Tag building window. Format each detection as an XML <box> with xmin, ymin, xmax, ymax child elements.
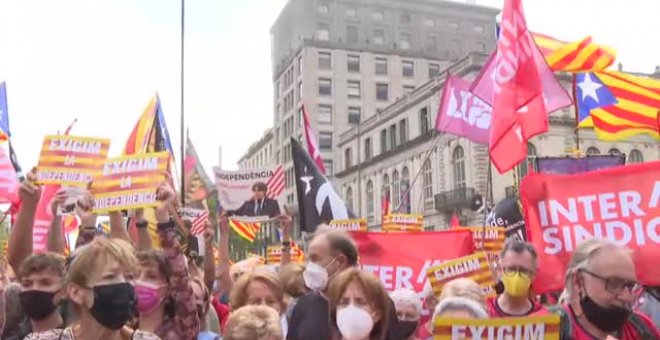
<box><xmin>392</xmin><ymin>170</ymin><xmax>400</xmax><ymax>210</ymax></box>
<box><xmin>629</xmin><ymin>149</ymin><xmax>644</xmax><ymax>163</ymax></box>
<box><xmin>473</xmin><ymin>24</ymin><xmax>484</xmax><ymax>35</ymax></box>
<box><xmin>346</xmin><ymin>187</ymin><xmax>354</xmax><ymax>213</ymax></box>
<box><xmin>364</xmin><ymin>137</ymin><xmax>372</xmax><ymax>160</ymax></box>
<box><xmin>348</xmin><ymin>106</ymin><xmax>361</xmax><ymax>124</ymax></box>
<box><xmin>517</xmin><ymin>143</ymin><xmax>537</xmax><ymax>182</ymax></box>
<box><xmin>347</xmin><ymin>25</ymin><xmax>359</xmax><ymax>43</ymax></box>
<box><xmin>297</xmin><ymin>55</ymin><xmax>303</xmax><ymax>76</ymax></box>
<box><xmin>324</xmin><ymin>160</ymin><xmax>333</xmax><ymax>177</ymax></box>
<box><xmin>403</xmin><ymin>85</ymin><xmax>415</xmax><ymax>94</ymax></box>
<box><xmin>375</xmin><ymin>57</ymin><xmax>388</xmax><ymax>75</ymax></box>
<box><xmin>476</xmin><ymin>42</ymin><xmax>486</xmax><ymax>52</ymax></box>
<box><xmin>586</xmin><ymin>147</ymin><xmax>600</xmax><ymax>156</ymax></box>
<box><xmin>318</xmin><ymin>78</ymin><xmax>332</xmax><ymax>96</ymax></box>
<box><xmin>401</xmin><ymin>167</ymin><xmax>410</xmax><ymax>213</ymax></box>
<box><xmin>318</xmin><ymin>104</ymin><xmax>332</xmax><ymax>123</ymax></box>
<box><xmin>426</xmin><ymin>35</ymin><xmax>437</xmax><ymax>53</ymax></box>
<box><xmin>376</xmin><ymin>83</ymin><xmax>389</xmax><ymax>101</ymax></box>
<box><xmin>346</xmin><ymin>8</ymin><xmax>357</xmax><ymax>17</ymax></box>
<box><xmin>319</xmin><ymin>132</ymin><xmax>333</xmax><ymax>150</ymax></box>
<box><xmin>317</xmin><ymin>24</ymin><xmax>330</xmax><ymax>41</ymax></box>
<box><xmin>296</xmin><ymin>82</ymin><xmax>303</xmax><ymax>102</ymax></box>
<box><xmin>429</xmin><ymin>63</ymin><xmax>440</xmax><ymax>78</ymax></box>
<box><xmin>347</xmin><ymin>80</ymin><xmax>361</xmax><ymax>99</ymax></box>
<box><xmin>609</xmin><ymin>148</ymin><xmax>622</xmax><ymax>156</ymax></box>
<box><xmin>318</xmin><ymin>3</ymin><xmax>329</xmax><ymax>14</ymax></box>
<box><xmin>399</xmin><ymin>119</ymin><xmax>408</xmax><ymax>143</ymax></box>
<box><xmin>424</xmin><ymin>18</ymin><xmax>435</xmax><ymax>26</ymax></box>
<box><xmin>344</xmin><ymin>148</ymin><xmax>353</xmax><ymax>169</ymax></box>
<box><xmin>373</xmin><ymin>28</ymin><xmax>385</xmax><ymax>45</ymax></box>
<box><xmin>400</xmin><ymin>32</ymin><xmax>412</xmax><ymax>50</ymax></box>
<box><xmin>452</xmin><ymin>146</ymin><xmax>466</xmax><ymax>189</ymax></box>
<box><xmin>347</xmin><ymin>54</ymin><xmax>360</xmax><ymax>72</ymax></box>
<box><xmin>400</xmin><ymin>13</ymin><xmax>411</xmax><ymax>24</ymax></box>
<box><xmin>382</xmin><ymin>174</ymin><xmax>390</xmax><ymax>200</ymax></box>
<box><xmin>422</xmin><ymin>159</ymin><xmax>433</xmax><ymax>200</ymax></box>
<box><xmin>389</xmin><ymin>124</ymin><xmax>397</xmax><ymax>149</ymax></box>
<box><xmin>380</xmin><ymin>129</ymin><xmax>388</xmax><ymax>153</ymax></box>
<box><xmin>366</xmin><ymin>181</ymin><xmax>374</xmax><ymax>222</ymax></box>
<box><xmin>372</xmin><ymin>11</ymin><xmax>384</xmax><ymax>21</ymax></box>
<box><xmin>420</xmin><ymin>107</ymin><xmax>430</xmax><ymax>134</ymax></box>
<box><xmin>318</xmin><ymin>51</ymin><xmax>332</xmax><ymax>70</ymax></box>
<box><xmin>402</xmin><ymin>60</ymin><xmax>414</xmax><ymax>77</ymax></box>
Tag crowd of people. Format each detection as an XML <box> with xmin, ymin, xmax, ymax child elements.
<box><xmin>0</xmin><ymin>168</ymin><xmax>658</xmax><ymax>340</ymax></box>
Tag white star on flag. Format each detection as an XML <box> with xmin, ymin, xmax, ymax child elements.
<box><xmin>578</xmin><ymin>74</ymin><xmax>603</xmax><ymax>101</ymax></box>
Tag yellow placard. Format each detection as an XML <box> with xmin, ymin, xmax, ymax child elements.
<box><xmin>427</xmin><ymin>252</ymin><xmax>496</xmax><ymax>297</ymax></box>
<box><xmin>457</xmin><ymin>226</ymin><xmax>506</xmax><ymax>263</ymax></box>
<box><xmin>433</xmin><ymin>315</ymin><xmax>560</xmax><ymax>340</ymax></box>
<box><xmin>91</xmin><ymin>152</ymin><xmax>169</xmax><ymax>213</ymax></box>
<box><xmin>36</xmin><ymin>135</ymin><xmax>111</xmax><ymax>187</ymax></box>
<box><xmin>266</xmin><ymin>244</ymin><xmax>304</xmax><ymax>264</ymax></box>
<box><xmin>382</xmin><ymin>213</ymin><xmax>424</xmax><ymax>232</ymax></box>
<box><xmin>329</xmin><ymin>219</ymin><xmax>368</xmax><ymax>232</ymax></box>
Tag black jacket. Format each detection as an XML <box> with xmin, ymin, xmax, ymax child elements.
<box><xmin>227</xmin><ymin>198</ymin><xmax>281</xmax><ymax>218</ymax></box>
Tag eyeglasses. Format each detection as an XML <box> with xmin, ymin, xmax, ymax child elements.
<box><xmin>581</xmin><ymin>269</ymin><xmax>641</xmax><ymax>295</ymax></box>
<box><xmin>501</xmin><ymin>266</ymin><xmax>534</xmax><ymax>277</ymax></box>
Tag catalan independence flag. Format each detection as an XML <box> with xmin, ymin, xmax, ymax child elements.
<box><xmin>229</xmin><ymin>219</ymin><xmax>262</xmax><ymax>243</ymax></box>
<box><xmin>532</xmin><ymin>33</ymin><xmax>616</xmax><ymax>72</ymax></box>
<box><xmin>575</xmin><ymin>71</ymin><xmax>660</xmax><ymax>140</ymax></box>
<box><xmin>0</xmin><ymin>82</ymin><xmax>10</xmax><ymax>141</ymax></box>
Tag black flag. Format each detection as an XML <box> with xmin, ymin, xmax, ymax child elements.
<box><xmin>485</xmin><ymin>196</ymin><xmax>525</xmax><ymax>242</ymax></box>
<box><xmin>8</xmin><ymin>140</ymin><xmax>23</xmax><ymax>181</ymax></box>
<box><xmin>292</xmin><ymin>138</ymin><xmax>350</xmax><ymax>233</ymax></box>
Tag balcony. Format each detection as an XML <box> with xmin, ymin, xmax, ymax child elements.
<box><xmin>434</xmin><ymin>187</ymin><xmax>477</xmax><ymax>212</ymax></box>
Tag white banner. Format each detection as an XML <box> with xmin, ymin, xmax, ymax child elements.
<box><xmin>213</xmin><ymin>166</ymin><xmax>283</xmax><ymax>211</ymax></box>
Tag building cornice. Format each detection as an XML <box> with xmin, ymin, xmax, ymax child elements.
<box><xmin>237</xmin><ymin>129</ymin><xmax>274</xmax><ymax>164</ymax></box>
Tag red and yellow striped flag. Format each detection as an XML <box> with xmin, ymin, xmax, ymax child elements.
<box><xmin>583</xmin><ymin>70</ymin><xmax>660</xmax><ymax>140</ymax></box>
<box><xmin>532</xmin><ymin>33</ymin><xmax>616</xmax><ymax>72</ymax></box>
<box><xmin>266</xmin><ymin>243</ymin><xmax>305</xmax><ymax>264</ymax></box>
<box><xmin>229</xmin><ymin>219</ymin><xmax>262</xmax><ymax>243</ymax></box>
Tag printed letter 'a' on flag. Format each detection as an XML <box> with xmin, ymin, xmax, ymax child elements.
<box><xmin>292</xmin><ymin>138</ymin><xmax>350</xmax><ymax>233</ymax></box>
<box><xmin>471</xmin><ymin>0</ymin><xmax>571</xmax><ymax>173</ymax></box>
<box><xmin>301</xmin><ymin>105</ymin><xmax>326</xmax><ymax>174</ymax></box>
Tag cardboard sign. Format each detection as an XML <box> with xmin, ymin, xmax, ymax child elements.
<box><xmin>91</xmin><ymin>152</ymin><xmax>169</xmax><ymax>213</ymax></box>
<box><xmin>36</xmin><ymin>135</ymin><xmax>111</xmax><ymax>186</ymax></box>
<box><xmin>456</xmin><ymin>226</ymin><xmax>506</xmax><ymax>263</ymax></box>
<box><xmin>433</xmin><ymin>315</ymin><xmax>560</xmax><ymax>340</ymax></box>
<box><xmin>427</xmin><ymin>252</ymin><xmax>496</xmax><ymax>298</ymax></box>
<box><xmin>213</xmin><ymin>166</ymin><xmax>284</xmax><ymax>210</ymax></box>
<box><xmin>329</xmin><ymin>219</ymin><xmax>367</xmax><ymax>232</ymax></box>
<box><xmin>520</xmin><ymin>161</ymin><xmax>660</xmax><ymax>292</ymax></box>
<box><xmin>351</xmin><ymin>230</ymin><xmax>474</xmax><ymax>291</ymax></box>
<box><xmin>382</xmin><ymin>214</ymin><xmax>424</xmax><ymax>232</ymax></box>
<box><xmin>267</xmin><ymin>244</ymin><xmax>304</xmax><ymax>264</ymax></box>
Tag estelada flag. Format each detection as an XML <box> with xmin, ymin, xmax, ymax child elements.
<box><xmin>520</xmin><ymin>161</ymin><xmax>660</xmax><ymax>292</ymax></box>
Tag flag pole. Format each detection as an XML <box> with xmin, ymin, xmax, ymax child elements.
<box><xmin>179</xmin><ymin>0</ymin><xmax>186</xmax><ymax>206</ymax></box>
<box><xmin>572</xmin><ymin>74</ymin><xmax>581</xmax><ymax>158</ymax></box>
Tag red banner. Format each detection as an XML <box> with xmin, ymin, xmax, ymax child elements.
<box><xmin>520</xmin><ymin>162</ymin><xmax>660</xmax><ymax>292</ymax></box>
<box><xmin>351</xmin><ymin>231</ymin><xmax>474</xmax><ymax>291</ymax></box>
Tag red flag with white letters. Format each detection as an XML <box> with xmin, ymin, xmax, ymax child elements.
<box><xmin>302</xmin><ymin>105</ymin><xmax>326</xmax><ymax>174</ymax></box>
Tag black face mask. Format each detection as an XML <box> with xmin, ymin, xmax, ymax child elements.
<box><xmin>397</xmin><ymin>320</ymin><xmax>419</xmax><ymax>339</ymax></box>
<box><xmin>580</xmin><ymin>294</ymin><xmax>631</xmax><ymax>333</ymax></box>
<box><xmin>19</xmin><ymin>290</ymin><xmax>59</xmax><ymax>320</ymax></box>
<box><xmin>89</xmin><ymin>283</ymin><xmax>136</xmax><ymax>330</ymax></box>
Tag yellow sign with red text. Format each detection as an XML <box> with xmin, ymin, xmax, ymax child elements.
<box><xmin>433</xmin><ymin>315</ymin><xmax>560</xmax><ymax>340</ymax></box>
<box><xmin>382</xmin><ymin>214</ymin><xmax>423</xmax><ymax>232</ymax></box>
<box><xmin>266</xmin><ymin>244</ymin><xmax>304</xmax><ymax>264</ymax></box>
<box><xmin>456</xmin><ymin>226</ymin><xmax>506</xmax><ymax>263</ymax></box>
<box><xmin>427</xmin><ymin>252</ymin><xmax>496</xmax><ymax>297</ymax></box>
<box><xmin>36</xmin><ymin>135</ymin><xmax>111</xmax><ymax>187</ymax></box>
<box><xmin>329</xmin><ymin>219</ymin><xmax>368</xmax><ymax>232</ymax></box>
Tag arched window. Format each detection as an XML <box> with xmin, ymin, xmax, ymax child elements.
<box><xmin>392</xmin><ymin>170</ymin><xmax>400</xmax><ymax>210</ymax></box>
<box><xmin>401</xmin><ymin>167</ymin><xmax>410</xmax><ymax>213</ymax></box>
<box><xmin>452</xmin><ymin>146</ymin><xmax>466</xmax><ymax>189</ymax></box>
<box><xmin>608</xmin><ymin>148</ymin><xmax>622</xmax><ymax>156</ymax></box>
<box><xmin>586</xmin><ymin>147</ymin><xmax>600</xmax><ymax>156</ymax></box>
<box><xmin>366</xmin><ymin>181</ymin><xmax>374</xmax><ymax>222</ymax></box>
<box><xmin>382</xmin><ymin>174</ymin><xmax>390</xmax><ymax>200</ymax></box>
<box><xmin>629</xmin><ymin>149</ymin><xmax>644</xmax><ymax>164</ymax></box>
<box><xmin>422</xmin><ymin>159</ymin><xmax>433</xmax><ymax>200</ymax></box>
<box><xmin>517</xmin><ymin>143</ymin><xmax>537</xmax><ymax>181</ymax></box>
<box><xmin>346</xmin><ymin>187</ymin><xmax>354</xmax><ymax>213</ymax></box>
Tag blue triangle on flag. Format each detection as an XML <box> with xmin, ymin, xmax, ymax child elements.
<box><xmin>575</xmin><ymin>73</ymin><xmax>618</xmax><ymax>123</ymax></box>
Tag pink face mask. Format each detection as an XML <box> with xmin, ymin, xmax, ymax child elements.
<box><xmin>134</xmin><ymin>280</ymin><xmax>164</xmax><ymax>314</ymax></box>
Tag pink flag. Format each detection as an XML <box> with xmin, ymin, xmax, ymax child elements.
<box><xmin>0</xmin><ymin>147</ymin><xmax>19</xmax><ymax>204</ymax></box>
<box><xmin>32</xmin><ymin>184</ymin><xmax>60</xmax><ymax>253</ymax></box>
<box><xmin>436</xmin><ymin>76</ymin><xmax>492</xmax><ymax>145</ymax></box>
<box><xmin>471</xmin><ymin>0</ymin><xmax>571</xmax><ymax>174</ymax></box>
<box><xmin>302</xmin><ymin>106</ymin><xmax>326</xmax><ymax>174</ymax></box>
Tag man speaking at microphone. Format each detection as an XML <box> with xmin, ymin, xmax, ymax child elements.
<box><xmin>226</xmin><ymin>182</ymin><xmax>281</xmax><ymax>218</ymax></box>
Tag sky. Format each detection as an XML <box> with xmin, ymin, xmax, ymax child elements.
<box><xmin>0</xmin><ymin>0</ymin><xmax>659</xmax><ymax>175</ymax></box>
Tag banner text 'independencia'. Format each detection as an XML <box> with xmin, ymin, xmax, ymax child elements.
<box><xmin>37</xmin><ymin>169</ymin><xmax>93</xmax><ymax>183</ymax></box>
<box><xmin>216</xmin><ymin>170</ymin><xmax>274</xmax><ymax>181</ymax></box>
<box><xmin>95</xmin><ymin>191</ymin><xmax>158</xmax><ymax>210</ymax></box>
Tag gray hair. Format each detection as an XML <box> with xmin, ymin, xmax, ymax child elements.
<box><xmin>433</xmin><ymin>297</ymin><xmax>488</xmax><ymax>319</ymax></box>
<box><xmin>390</xmin><ymin>289</ymin><xmax>423</xmax><ymax>314</ymax></box>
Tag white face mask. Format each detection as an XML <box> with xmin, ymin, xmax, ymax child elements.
<box><xmin>303</xmin><ymin>261</ymin><xmax>329</xmax><ymax>291</ymax></box>
<box><xmin>336</xmin><ymin>304</ymin><xmax>374</xmax><ymax>340</ymax></box>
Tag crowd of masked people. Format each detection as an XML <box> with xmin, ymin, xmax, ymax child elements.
<box><xmin>0</xmin><ymin>169</ymin><xmax>658</xmax><ymax>340</ymax></box>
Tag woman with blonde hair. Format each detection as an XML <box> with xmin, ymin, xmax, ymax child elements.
<box><xmin>327</xmin><ymin>268</ymin><xmax>391</xmax><ymax>340</ymax></box>
<box><xmin>439</xmin><ymin>278</ymin><xmax>486</xmax><ymax>309</ymax></box>
<box><xmin>224</xmin><ymin>305</ymin><xmax>283</xmax><ymax>340</ymax></box>
<box><xmin>26</xmin><ymin>237</ymin><xmax>160</xmax><ymax>340</ymax></box>
<box><xmin>230</xmin><ymin>270</ymin><xmax>288</xmax><ymax>336</ymax></box>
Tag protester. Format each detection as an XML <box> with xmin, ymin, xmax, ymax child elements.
<box><xmin>279</xmin><ymin>263</ymin><xmax>308</xmax><ymax>321</ymax></box>
<box><xmin>433</xmin><ymin>297</ymin><xmax>488</xmax><ymax>320</ymax></box>
<box><xmin>389</xmin><ymin>289</ymin><xmax>422</xmax><ymax>340</ymax></box>
<box><xmin>415</xmin><ymin>282</ymin><xmax>438</xmax><ymax>340</ymax></box>
<box><xmin>191</xmin><ymin>278</ymin><xmax>222</xmax><ymax>340</ymax></box>
<box><xmin>25</xmin><ymin>237</ymin><xmax>160</xmax><ymax>340</ymax></box>
<box><xmin>554</xmin><ymin>239</ymin><xmax>659</xmax><ymax>339</ymax></box>
<box><xmin>225</xmin><ymin>305</ymin><xmax>283</xmax><ymax>340</ymax></box>
<box><xmin>229</xmin><ymin>270</ymin><xmax>287</xmax><ymax>335</ymax></box>
<box><xmin>487</xmin><ymin>241</ymin><xmax>546</xmax><ymax>317</ymax></box>
<box><xmin>327</xmin><ymin>268</ymin><xmax>391</xmax><ymax>340</ymax></box>
<box><xmin>226</xmin><ymin>182</ymin><xmax>281</xmax><ymax>218</ymax></box>
<box><xmin>439</xmin><ymin>278</ymin><xmax>486</xmax><ymax>308</ymax></box>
